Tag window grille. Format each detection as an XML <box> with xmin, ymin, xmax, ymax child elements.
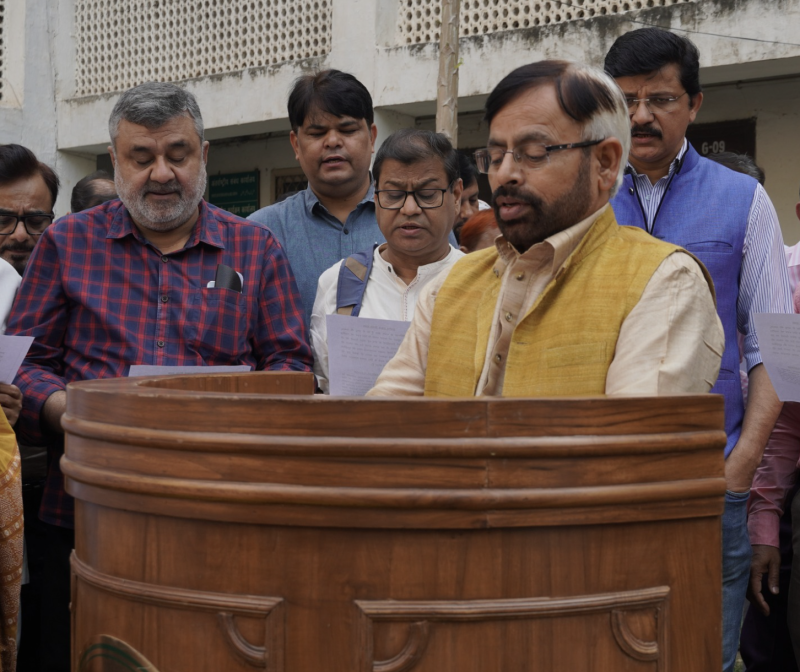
<box><xmin>397</xmin><ymin>0</ymin><xmax>695</xmax><ymax>44</ymax></box>
<box><xmin>74</xmin><ymin>0</ymin><xmax>332</xmax><ymax>97</ymax></box>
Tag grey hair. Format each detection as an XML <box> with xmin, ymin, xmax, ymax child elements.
<box><xmin>572</xmin><ymin>65</ymin><xmax>631</xmax><ymax>198</ymax></box>
<box><xmin>109</xmin><ymin>82</ymin><xmax>204</xmax><ymax>146</ymax></box>
<box><xmin>486</xmin><ymin>61</ymin><xmax>630</xmax><ymax>198</ymax></box>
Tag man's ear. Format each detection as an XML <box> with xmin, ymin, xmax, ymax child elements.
<box><xmin>795</xmin><ymin>202</ymin><xmax>800</xmax><ymax>222</ymax></box>
<box><xmin>289</xmin><ymin>131</ymin><xmax>300</xmax><ymax>161</ymax></box>
<box><xmin>595</xmin><ymin>138</ymin><xmax>624</xmax><ymax>193</ymax></box>
<box><xmin>108</xmin><ymin>146</ymin><xmax>116</xmax><ymax>170</ymax></box>
<box><xmin>688</xmin><ymin>91</ymin><xmax>704</xmax><ymax>124</ymax></box>
<box><xmin>369</xmin><ymin>123</ymin><xmax>378</xmax><ymax>153</ymax></box>
<box><xmin>202</xmin><ymin>141</ymin><xmax>210</xmax><ymax>164</ymax></box>
<box><xmin>452</xmin><ymin>177</ymin><xmax>463</xmax><ymax>206</ymax></box>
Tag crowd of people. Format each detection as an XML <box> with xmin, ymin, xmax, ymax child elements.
<box><xmin>0</xmin><ymin>23</ymin><xmax>796</xmax><ymax>672</ymax></box>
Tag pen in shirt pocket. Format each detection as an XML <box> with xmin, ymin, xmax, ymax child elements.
<box><xmin>206</xmin><ymin>264</ymin><xmax>243</xmax><ymax>292</ymax></box>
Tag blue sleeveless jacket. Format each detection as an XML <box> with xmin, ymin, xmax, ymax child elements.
<box><xmin>610</xmin><ymin>143</ymin><xmax>757</xmax><ymax>458</ymax></box>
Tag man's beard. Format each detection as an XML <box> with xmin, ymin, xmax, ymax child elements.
<box><xmin>115</xmin><ymin>168</ymin><xmax>207</xmax><ymax>232</ymax></box>
<box><xmin>0</xmin><ymin>242</ymin><xmax>33</xmax><ymax>276</ymax></box>
<box><xmin>491</xmin><ymin>156</ymin><xmax>593</xmax><ymax>254</ymax></box>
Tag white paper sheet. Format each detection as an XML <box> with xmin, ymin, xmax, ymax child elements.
<box><xmin>326</xmin><ymin>314</ymin><xmax>410</xmax><ymax>396</ymax></box>
<box><xmin>128</xmin><ymin>364</ymin><xmax>252</xmax><ymax>377</ymax></box>
<box><xmin>753</xmin><ymin>313</ymin><xmax>800</xmax><ymax>401</ymax></box>
<box><xmin>0</xmin><ymin>336</ymin><xmax>34</xmax><ymax>385</ymax></box>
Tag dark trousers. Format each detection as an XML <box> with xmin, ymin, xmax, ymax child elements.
<box><xmin>38</xmin><ymin>523</ymin><xmax>73</xmax><ymax>672</ymax></box>
<box><xmin>740</xmin><ymin>485</ymin><xmax>799</xmax><ymax>671</ymax></box>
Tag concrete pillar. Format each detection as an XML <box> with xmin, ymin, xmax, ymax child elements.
<box><xmin>372</xmin><ymin>108</ymin><xmax>417</xmax><ymax>158</ymax></box>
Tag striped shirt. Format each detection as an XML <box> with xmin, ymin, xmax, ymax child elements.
<box><xmin>785</xmin><ymin>242</ymin><xmax>800</xmax><ymax>310</ymax></box>
<box><xmin>626</xmin><ymin>139</ymin><xmax>791</xmax><ymax>371</ymax></box>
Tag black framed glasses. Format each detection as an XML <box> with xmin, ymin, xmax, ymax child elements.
<box><xmin>0</xmin><ymin>213</ymin><xmax>54</xmax><ymax>236</ymax></box>
<box><xmin>625</xmin><ymin>92</ymin><xmax>687</xmax><ymax>113</ymax></box>
<box><xmin>375</xmin><ymin>180</ymin><xmax>457</xmax><ymax>210</ymax></box>
<box><xmin>474</xmin><ymin>139</ymin><xmax>604</xmax><ymax>174</ymax></box>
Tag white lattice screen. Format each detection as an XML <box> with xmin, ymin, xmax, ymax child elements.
<box><xmin>75</xmin><ymin>0</ymin><xmax>332</xmax><ymax>97</ymax></box>
<box><xmin>397</xmin><ymin>0</ymin><xmax>695</xmax><ymax>44</ymax></box>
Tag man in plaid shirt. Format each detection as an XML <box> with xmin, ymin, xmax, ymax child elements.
<box><xmin>7</xmin><ymin>81</ymin><xmax>312</xmax><ymax>672</ymax></box>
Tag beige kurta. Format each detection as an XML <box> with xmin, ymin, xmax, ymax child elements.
<box><xmin>368</xmin><ymin>204</ymin><xmax>724</xmax><ymax>397</ymax></box>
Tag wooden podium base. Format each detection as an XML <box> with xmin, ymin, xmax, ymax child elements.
<box><xmin>64</xmin><ymin>372</ymin><xmax>726</xmax><ymax>671</ymax></box>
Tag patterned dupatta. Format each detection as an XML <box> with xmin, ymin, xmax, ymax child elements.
<box><xmin>0</xmin><ymin>412</ymin><xmax>22</xmax><ymax>671</ymax></box>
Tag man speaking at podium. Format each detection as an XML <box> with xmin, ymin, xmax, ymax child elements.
<box><xmin>369</xmin><ymin>61</ymin><xmax>724</xmax><ymax>398</ymax></box>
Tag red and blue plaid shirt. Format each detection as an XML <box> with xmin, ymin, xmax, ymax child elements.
<box><xmin>8</xmin><ymin>199</ymin><xmax>312</xmax><ymax>528</ymax></box>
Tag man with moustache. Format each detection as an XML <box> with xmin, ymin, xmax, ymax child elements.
<box><xmin>0</xmin><ymin>144</ymin><xmax>59</xmax><ymax>277</ymax></box>
<box><xmin>605</xmin><ymin>29</ymin><xmax>791</xmax><ymax>671</ymax></box>
<box><xmin>368</xmin><ymin>60</ymin><xmax>723</xmax><ymax>398</ymax></box>
<box><xmin>7</xmin><ymin>81</ymin><xmax>312</xmax><ymax>672</ymax></box>
<box><xmin>452</xmin><ymin>152</ymin><xmax>481</xmax><ymax>243</ymax></box>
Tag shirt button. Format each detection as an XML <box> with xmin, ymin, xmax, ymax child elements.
<box><xmin>504</xmin><ymin>312</ymin><xmax>513</xmax><ymax>322</ymax></box>
<box><xmin>161</xmin><ymin>256</ymin><xmax>169</xmax><ymax>263</ymax></box>
<box><xmin>161</xmin><ymin>295</ymin><xmax>169</xmax><ymax>303</ymax></box>
<box><xmin>343</xmin><ymin>228</ymin><xmax>349</xmax><ymax>235</ymax></box>
<box><xmin>494</xmin><ymin>353</ymin><xmax>502</xmax><ymax>363</ymax></box>
<box><xmin>516</xmin><ymin>272</ymin><xmax>525</xmax><ymax>281</ymax></box>
<box><xmin>157</xmin><ymin>340</ymin><xmax>165</xmax><ymax>348</ymax></box>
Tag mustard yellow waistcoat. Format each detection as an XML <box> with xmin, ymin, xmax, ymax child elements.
<box><xmin>424</xmin><ymin>208</ymin><xmax>711</xmax><ymax>397</ymax></box>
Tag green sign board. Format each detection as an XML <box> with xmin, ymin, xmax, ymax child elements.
<box><xmin>208</xmin><ymin>171</ymin><xmax>260</xmax><ymax>217</ymax></box>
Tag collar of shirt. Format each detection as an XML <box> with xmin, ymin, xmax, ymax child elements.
<box><xmin>491</xmin><ymin>204</ymin><xmax>608</xmax><ymax>279</ymax></box>
<box><xmin>105</xmin><ymin>199</ymin><xmax>225</xmax><ymax>251</ymax></box>
<box><xmin>626</xmin><ymin>138</ymin><xmax>689</xmax><ymax>183</ymax></box>
<box><xmin>303</xmin><ymin>174</ymin><xmax>376</xmax><ymax>218</ymax></box>
<box><xmin>375</xmin><ymin>243</ymin><xmax>463</xmax><ymax>287</ymax></box>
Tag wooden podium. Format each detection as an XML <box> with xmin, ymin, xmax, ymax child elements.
<box><xmin>63</xmin><ymin>372</ymin><xmax>726</xmax><ymax>671</ymax></box>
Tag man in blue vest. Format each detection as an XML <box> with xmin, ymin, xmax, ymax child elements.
<box><xmin>605</xmin><ymin>28</ymin><xmax>792</xmax><ymax>671</ymax></box>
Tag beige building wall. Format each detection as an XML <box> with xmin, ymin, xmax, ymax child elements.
<box><xmin>5</xmin><ymin>0</ymin><xmax>800</xmax><ymax>225</ymax></box>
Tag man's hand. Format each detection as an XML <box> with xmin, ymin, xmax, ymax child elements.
<box><xmin>42</xmin><ymin>390</ymin><xmax>67</xmax><ymax>435</ymax></box>
<box><xmin>726</xmin><ymin>364</ymin><xmax>783</xmax><ymax>492</ymax></box>
<box><xmin>725</xmin><ymin>442</ymin><xmax>760</xmax><ymax>493</ymax></box>
<box><xmin>748</xmin><ymin>544</ymin><xmax>781</xmax><ymax>616</ymax></box>
<box><xmin>0</xmin><ymin>384</ymin><xmax>22</xmax><ymax>427</ymax></box>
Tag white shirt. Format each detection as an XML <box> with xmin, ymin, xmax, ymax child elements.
<box><xmin>368</xmin><ymin>205</ymin><xmax>724</xmax><ymax>397</ymax></box>
<box><xmin>311</xmin><ymin>244</ymin><xmax>464</xmax><ymax>393</ymax></box>
<box><xmin>0</xmin><ymin>259</ymin><xmax>20</xmax><ymax>334</ymax></box>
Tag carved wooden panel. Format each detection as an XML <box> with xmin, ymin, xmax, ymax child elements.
<box><xmin>71</xmin><ymin>553</ymin><xmax>284</xmax><ymax>670</ymax></box>
<box><xmin>357</xmin><ymin>587</ymin><xmax>670</xmax><ymax>671</ymax></box>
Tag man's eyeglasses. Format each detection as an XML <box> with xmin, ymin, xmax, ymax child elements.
<box><xmin>625</xmin><ymin>92</ymin><xmax>687</xmax><ymax>114</ymax></box>
<box><xmin>375</xmin><ymin>180</ymin><xmax>456</xmax><ymax>210</ymax></box>
<box><xmin>0</xmin><ymin>213</ymin><xmax>54</xmax><ymax>236</ymax></box>
<box><xmin>474</xmin><ymin>139</ymin><xmax>604</xmax><ymax>174</ymax></box>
